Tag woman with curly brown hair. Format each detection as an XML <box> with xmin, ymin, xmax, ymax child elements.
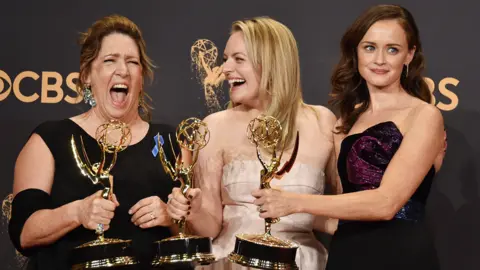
<box><xmin>8</xmin><ymin>15</ymin><xmax>179</xmax><ymax>269</ymax></box>
<box><xmin>252</xmin><ymin>5</ymin><xmax>445</xmax><ymax>269</ymax></box>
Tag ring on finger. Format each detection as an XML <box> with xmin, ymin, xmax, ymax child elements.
<box><xmin>95</xmin><ymin>223</ymin><xmax>104</xmax><ymax>235</ymax></box>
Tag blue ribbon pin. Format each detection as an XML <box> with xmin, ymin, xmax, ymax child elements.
<box><xmin>152</xmin><ymin>133</ymin><xmax>165</xmax><ymax>157</ymax></box>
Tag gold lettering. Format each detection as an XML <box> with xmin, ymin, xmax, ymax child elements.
<box><xmin>437</xmin><ymin>77</ymin><xmax>459</xmax><ymax>111</ymax></box>
<box><xmin>64</xmin><ymin>72</ymin><xmax>82</xmax><ymax>104</ymax></box>
<box><xmin>41</xmin><ymin>72</ymin><xmax>63</xmax><ymax>103</ymax></box>
<box><xmin>424</xmin><ymin>77</ymin><xmax>436</xmax><ymax>105</ymax></box>
<box><xmin>13</xmin><ymin>71</ymin><xmax>39</xmax><ymax>103</ymax></box>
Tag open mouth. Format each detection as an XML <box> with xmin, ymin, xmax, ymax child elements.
<box><xmin>228</xmin><ymin>78</ymin><xmax>246</xmax><ymax>88</ymax></box>
<box><xmin>110</xmin><ymin>83</ymin><xmax>129</xmax><ymax>106</ymax></box>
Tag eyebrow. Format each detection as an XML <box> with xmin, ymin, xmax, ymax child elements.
<box><xmin>224</xmin><ymin>52</ymin><xmax>247</xmax><ymax>58</ymax></box>
<box><xmin>103</xmin><ymin>53</ymin><xmax>139</xmax><ymax>59</ymax></box>
<box><xmin>360</xmin><ymin>41</ymin><xmax>403</xmax><ymax>47</ymax></box>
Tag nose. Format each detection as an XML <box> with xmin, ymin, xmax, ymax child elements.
<box><xmin>374</xmin><ymin>50</ymin><xmax>386</xmax><ymax>65</ymax></box>
<box><xmin>222</xmin><ymin>58</ymin><xmax>234</xmax><ymax>75</ymax></box>
<box><xmin>115</xmin><ymin>60</ymin><xmax>129</xmax><ymax>77</ymax></box>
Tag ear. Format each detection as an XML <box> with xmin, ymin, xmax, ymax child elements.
<box><xmin>405</xmin><ymin>45</ymin><xmax>416</xmax><ymax>65</ymax></box>
<box><xmin>80</xmin><ymin>69</ymin><xmax>91</xmax><ymax>87</ymax></box>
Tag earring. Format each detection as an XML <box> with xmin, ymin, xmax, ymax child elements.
<box><xmin>138</xmin><ymin>92</ymin><xmax>144</xmax><ymax>108</ymax></box>
<box><xmin>405</xmin><ymin>64</ymin><xmax>409</xmax><ymax>78</ymax></box>
<box><xmin>83</xmin><ymin>84</ymin><xmax>96</xmax><ymax>107</ymax></box>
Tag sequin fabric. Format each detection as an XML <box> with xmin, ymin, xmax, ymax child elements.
<box><xmin>346</xmin><ymin>122</ymin><xmax>402</xmax><ymax>189</ymax></box>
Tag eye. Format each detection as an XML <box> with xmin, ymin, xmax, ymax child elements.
<box><xmin>364</xmin><ymin>45</ymin><xmax>375</xmax><ymax>52</ymax></box>
<box><xmin>104</xmin><ymin>59</ymin><xmax>114</xmax><ymax>63</ymax></box>
<box><xmin>128</xmin><ymin>60</ymin><xmax>140</xmax><ymax>65</ymax></box>
<box><xmin>387</xmin><ymin>47</ymin><xmax>399</xmax><ymax>54</ymax></box>
<box><xmin>235</xmin><ymin>57</ymin><xmax>244</xmax><ymax>63</ymax></box>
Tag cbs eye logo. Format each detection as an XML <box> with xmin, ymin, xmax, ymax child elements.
<box><xmin>0</xmin><ymin>70</ymin><xmax>81</xmax><ymax>104</ymax></box>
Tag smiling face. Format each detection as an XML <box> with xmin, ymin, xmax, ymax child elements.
<box><xmin>357</xmin><ymin>19</ymin><xmax>415</xmax><ymax>90</ymax></box>
<box><xmin>86</xmin><ymin>32</ymin><xmax>143</xmax><ymax>120</ymax></box>
<box><xmin>222</xmin><ymin>31</ymin><xmax>262</xmax><ymax>107</ymax></box>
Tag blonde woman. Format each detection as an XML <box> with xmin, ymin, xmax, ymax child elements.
<box><xmin>167</xmin><ymin>17</ymin><xmax>337</xmax><ymax>269</ymax></box>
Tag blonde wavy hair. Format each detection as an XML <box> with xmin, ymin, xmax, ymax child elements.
<box><xmin>229</xmin><ymin>16</ymin><xmax>304</xmax><ymax>147</ymax></box>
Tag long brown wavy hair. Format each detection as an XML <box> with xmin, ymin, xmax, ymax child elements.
<box><xmin>329</xmin><ymin>5</ymin><xmax>431</xmax><ymax>134</ymax></box>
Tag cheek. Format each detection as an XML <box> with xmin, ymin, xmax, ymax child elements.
<box><xmin>357</xmin><ymin>52</ymin><xmax>372</xmax><ymax>66</ymax></box>
<box><xmin>131</xmin><ymin>67</ymin><xmax>144</xmax><ymax>86</ymax></box>
<box><xmin>92</xmin><ymin>66</ymin><xmax>114</xmax><ymax>85</ymax></box>
<box><xmin>393</xmin><ymin>58</ymin><xmax>405</xmax><ymax>70</ymax></box>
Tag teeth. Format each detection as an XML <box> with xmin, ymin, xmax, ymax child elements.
<box><xmin>112</xmin><ymin>83</ymin><xmax>128</xmax><ymax>89</ymax></box>
<box><xmin>228</xmin><ymin>79</ymin><xmax>245</xmax><ymax>85</ymax></box>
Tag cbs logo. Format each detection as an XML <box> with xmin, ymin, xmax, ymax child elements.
<box><xmin>0</xmin><ymin>70</ymin><xmax>81</xmax><ymax>104</ymax></box>
<box><xmin>0</xmin><ymin>70</ymin><xmax>460</xmax><ymax>110</ymax></box>
<box><xmin>425</xmin><ymin>77</ymin><xmax>459</xmax><ymax>111</ymax></box>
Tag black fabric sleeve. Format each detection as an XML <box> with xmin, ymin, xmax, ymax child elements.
<box><xmin>30</xmin><ymin>121</ymin><xmax>59</xmax><ymax>158</ymax></box>
<box><xmin>8</xmin><ymin>188</ymin><xmax>54</xmax><ymax>257</ymax></box>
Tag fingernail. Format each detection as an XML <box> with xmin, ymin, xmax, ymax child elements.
<box><xmin>128</xmin><ymin>210</ymin><xmax>132</xmax><ymax>215</ymax></box>
<box><xmin>187</xmin><ymin>212</ymin><xmax>190</xmax><ymax>215</ymax></box>
<box><xmin>188</xmin><ymin>206</ymin><xmax>191</xmax><ymax>210</ymax></box>
<box><xmin>189</xmin><ymin>195</ymin><xmax>193</xmax><ymax>199</ymax></box>
<box><xmin>187</xmin><ymin>201</ymin><xmax>191</xmax><ymax>205</ymax></box>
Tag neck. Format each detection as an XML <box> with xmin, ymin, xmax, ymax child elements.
<box><xmin>85</xmin><ymin>108</ymin><xmax>143</xmax><ymax>128</ymax></box>
<box><xmin>235</xmin><ymin>94</ymin><xmax>270</xmax><ymax>116</ymax></box>
<box><xmin>366</xmin><ymin>80</ymin><xmax>407</xmax><ymax>112</ymax></box>
<box><xmin>236</xmin><ymin>102</ymin><xmax>268</xmax><ymax>119</ymax></box>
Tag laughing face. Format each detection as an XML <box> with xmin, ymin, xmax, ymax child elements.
<box><xmin>222</xmin><ymin>31</ymin><xmax>262</xmax><ymax>107</ymax></box>
<box><xmin>86</xmin><ymin>32</ymin><xmax>143</xmax><ymax>120</ymax></box>
<box><xmin>357</xmin><ymin>19</ymin><xmax>415</xmax><ymax>90</ymax></box>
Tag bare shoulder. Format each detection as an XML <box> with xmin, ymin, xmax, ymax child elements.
<box><xmin>13</xmin><ymin>133</ymin><xmax>54</xmax><ymax>195</ymax></box>
<box><xmin>202</xmin><ymin>109</ymin><xmax>237</xmax><ymax>127</ymax></box>
<box><xmin>201</xmin><ymin>109</ymin><xmax>239</xmax><ymax>148</ymax></box>
<box><xmin>305</xmin><ymin>104</ymin><xmax>337</xmax><ymax>135</ymax></box>
<box><xmin>408</xmin><ymin>101</ymin><xmax>444</xmax><ymax>133</ymax></box>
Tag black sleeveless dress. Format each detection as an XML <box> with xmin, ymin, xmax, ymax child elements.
<box><xmin>26</xmin><ymin>119</ymin><xmax>179</xmax><ymax>270</ymax></box>
<box><xmin>326</xmin><ymin>121</ymin><xmax>440</xmax><ymax>270</ymax></box>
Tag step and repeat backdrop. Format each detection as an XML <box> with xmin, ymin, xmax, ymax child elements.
<box><xmin>0</xmin><ymin>1</ymin><xmax>477</xmax><ymax>269</ymax></box>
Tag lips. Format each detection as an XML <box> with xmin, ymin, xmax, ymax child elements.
<box><xmin>370</xmin><ymin>68</ymin><xmax>389</xmax><ymax>75</ymax></box>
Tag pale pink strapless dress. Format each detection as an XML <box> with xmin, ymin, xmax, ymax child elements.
<box><xmin>197</xmin><ymin>160</ymin><xmax>327</xmax><ymax>270</ymax></box>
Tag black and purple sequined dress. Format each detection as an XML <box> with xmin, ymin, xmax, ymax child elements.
<box><xmin>326</xmin><ymin>121</ymin><xmax>440</xmax><ymax>270</ymax></box>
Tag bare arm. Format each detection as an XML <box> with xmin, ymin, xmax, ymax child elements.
<box><xmin>167</xmin><ymin>113</ymin><xmax>224</xmax><ymax>238</ymax></box>
<box><xmin>296</xmin><ymin>105</ymin><xmax>444</xmax><ymax>220</ymax></box>
<box><xmin>254</xmin><ymin>105</ymin><xmax>445</xmax><ymax>221</ymax></box>
<box><xmin>311</xmin><ymin>106</ymin><xmax>340</xmax><ymax>234</ymax></box>
<box><xmin>13</xmin><ymin>134</ymin><xmax>116</xmax><ymax>249</ymax></box>
<box><xmin>13</xmin><ymin>134</ymin><xmax>81</xmax><ymax>249</ymax></box>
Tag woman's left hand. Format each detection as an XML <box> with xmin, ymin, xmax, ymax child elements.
<box><xmin>129</xmin><ymin>196</ymin><xmax>171</xmax><ymax>228</ymax></box>
<box><xmin>252</xmin><ymin>189</ymin><xmax>299</xmax><ymax>219</ymax></box>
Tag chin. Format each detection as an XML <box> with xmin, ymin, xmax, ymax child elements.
<box><xmin>229</xmin><ymin>92</ymin><xmax>244</xmax><ymax>105</ymax></box>
<box><xmin>365</xmin><ymin>78</ymin><xmax>394</xmax><ymax>89</ymax></box>
<box><xmin>106</xmin><ymin>105</ymin><xmax>131</xmax><ymax>120</ymax></box>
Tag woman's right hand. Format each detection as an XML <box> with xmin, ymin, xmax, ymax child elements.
<box><xmin>76</xmin><ymin>190</ymin><xmax>119</xmax><ymax>232</ymax></box>
<box><xmin>166</xmin><ymin>187</ymin><xmax>202</xmax><ymax>221</ymax></box>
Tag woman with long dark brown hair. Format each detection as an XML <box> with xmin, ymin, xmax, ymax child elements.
<box><xmin>251</xmin><ymin>5</ymin><xmax>445</xmax><ymax>269</ymax></box>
